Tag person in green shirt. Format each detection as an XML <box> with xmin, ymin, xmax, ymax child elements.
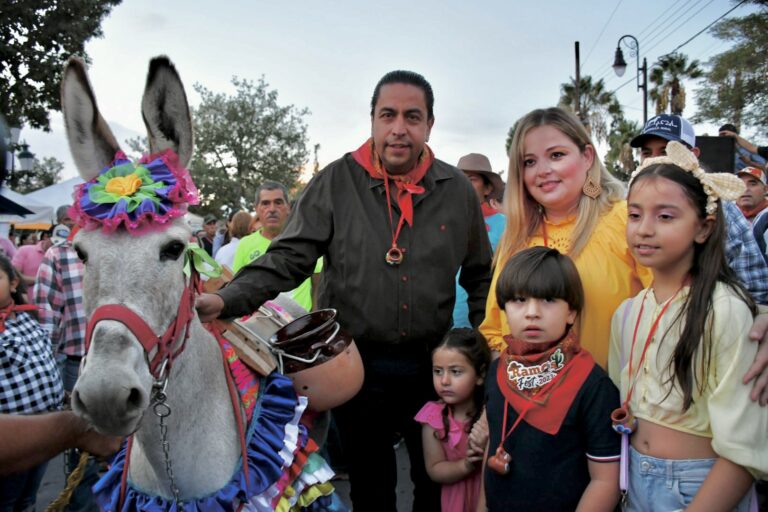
<box><xmin>233</xmin><ymin>181</ymin><xmax>321</xmax><ymax>311</ymax></box>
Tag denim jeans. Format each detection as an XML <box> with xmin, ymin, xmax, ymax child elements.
<box><xmin>627</xmin><ymin>446</ymin><xmax>754</xmax><ymax>511</ymax></box>
<box><xmin>0</xmin><ymin>462</ymin><xmax>47</xmax><ymax>512</ymax></box>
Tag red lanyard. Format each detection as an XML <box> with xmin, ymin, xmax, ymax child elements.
<box><xmin>624</xmin><ymin>286</ymin><xmax>682</xmax><ymax>407</ymax></box>
<box><xmin>382</xmin><ymin>174</ymin><xmax>406</xmax><ymax>259</ymax></box>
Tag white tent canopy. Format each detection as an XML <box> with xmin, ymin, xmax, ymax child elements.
<box><xmin>0</xmin><ymin>188</ymin><xmax>54</xmax><ymax>224</ymax></box>
<box><xmin>24</xmin><ymin>177</ymin><xmax>84</xmax><ymax>219</ymax></box>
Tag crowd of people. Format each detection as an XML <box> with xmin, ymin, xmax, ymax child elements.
<box><xmin>2</xmin><ymin>69</ymin><xmax>768</xmax><ymax>512</ymax></box>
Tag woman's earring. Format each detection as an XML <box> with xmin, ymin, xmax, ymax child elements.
<box><xmin>582</xmin><ymin>174</ymin><xmax>602</xmax><ymax>198</ymax></box>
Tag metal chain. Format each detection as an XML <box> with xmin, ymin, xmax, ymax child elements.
<box><xmin>153</xmin><ymin>391</ymin><xmax>182</xmax><ymax>504</ymax></box>
<box><xmin>151</xmin><ymin>361</ymin><xmax>182</xmax><ymax>505</ymax></box>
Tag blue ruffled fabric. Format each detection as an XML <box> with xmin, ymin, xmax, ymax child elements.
<box><xmin>93</xmin><ymin>372</ymin><xmax>328</xmax><ymax>511</ymax></box>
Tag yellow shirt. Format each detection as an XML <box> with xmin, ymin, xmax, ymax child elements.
<box><xmin>609</xmin><ymin>284</ymin><xmax>768</xmax><ymax>479</ymax></box>
<box><xmin>480</xmin><ymin>201</ymin><xmax>652</xmax><ymax>368</ymax></box>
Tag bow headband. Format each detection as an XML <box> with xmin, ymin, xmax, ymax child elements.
<box><xmin>629</xmin><ymin>141</ymin><xmax>745</xmax><ymax>215</ymax></box>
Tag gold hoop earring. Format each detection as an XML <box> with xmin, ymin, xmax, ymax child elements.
<box><xmin>582</xmin><ymin>174</ymin><xmax>602</xmax><ymax>199</ymax></box>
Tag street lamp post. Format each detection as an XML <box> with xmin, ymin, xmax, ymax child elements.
<box><xmin>3</xmin><ymin>125</ymin><xmax>36</xmax><ymax>187</ymax></box>
<box><xmin>613</xmin><ymin>34</ymin><xmax>648</xmax><ymax>124</ymax></box>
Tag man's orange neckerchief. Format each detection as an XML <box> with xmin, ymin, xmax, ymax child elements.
<box><xmin>352</xmin><ymin>138</ymin><xmax>434</xmax><ymax>265</ymax></box>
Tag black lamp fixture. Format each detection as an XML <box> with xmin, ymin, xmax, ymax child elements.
<box><xmin>3</xmin><ymin>124</ymin><xmax>36</xmax><ymax>183</ymax></box>
<box><xmin>612</xmin><ymin>34</ymin><xmax>648</xmax><ymax>124</ymax></box>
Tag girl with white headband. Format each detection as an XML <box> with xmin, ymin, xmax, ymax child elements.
<box><xmin>609</xmin><ymin>141</ymin><xmax>767</xmax><ymax>511</ymax></box>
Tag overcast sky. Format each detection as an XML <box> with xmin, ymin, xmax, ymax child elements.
<box><xmin>18</xmin><ymin>0</ymin><xmax>756</xmax><ymax>183</ymax></box>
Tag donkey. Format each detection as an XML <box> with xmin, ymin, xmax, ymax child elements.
<box><xmin>63</xmin><ymin>57</ymin><xmax>331</xmax><ymax>509</ymax></box>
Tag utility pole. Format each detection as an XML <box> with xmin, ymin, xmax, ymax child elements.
<box><xmin>574</xmin><ymin>42</ymin><xmax>585</xmax><ymax>126</ymax></box>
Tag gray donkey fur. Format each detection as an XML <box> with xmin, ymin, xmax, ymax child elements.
<box><xmin>63</xmin><ymin>56</ymin><xmax>242</xmax><ymax>499</ymax></box>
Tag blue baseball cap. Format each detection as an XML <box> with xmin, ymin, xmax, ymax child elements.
<box><xmin>630</xmin><ymin>114</ymin><xmax>696</xmax><ymax>149</ymax></box>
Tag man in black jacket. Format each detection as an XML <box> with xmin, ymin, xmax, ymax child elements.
<box><xmin>197</xmin><ymin>70</ymin><xmax>491</xmax><ymax>511</ymax></box>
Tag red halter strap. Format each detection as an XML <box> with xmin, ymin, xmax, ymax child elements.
<box><xmin>84</xmin><ymin>275</ymin><xmax>197</xmax><ymax>378</ymax></box>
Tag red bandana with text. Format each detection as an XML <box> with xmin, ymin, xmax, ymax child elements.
<box><xmin>497</xmin><ymin>331</ymin><xmax>594</xmax><ymax>435</ymax></box>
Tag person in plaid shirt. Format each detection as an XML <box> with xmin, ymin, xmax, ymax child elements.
<box><xmin>0</xmin><ymin>253</ymin><xmax>63</xmax><ymax>510</ymax></box>
<box><xmin>33</xmin><ymin>224</ymin><xmax>100</xmax><ymax>511</ymax></box>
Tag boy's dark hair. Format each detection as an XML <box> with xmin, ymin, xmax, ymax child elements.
<box><xmin>433</xmin><ymin>328</ymin><xmax>491</xmax><ymax>437</ymax></box>
<box><xmin>495</xmin><ymin>246</ymin><xmax>584</xmax><ymax>314</ymax></box>
<box><xmin>0</xmin><ymin>254</ymin><xmax>27</xmax><ymax>305</ymax></box>
<box><xmin>629</xmin><ymin>164</ymin><xmax>757</xmax><ymax>410</ymax></box>
<box><xmin>370</xmin><ymin>70</ymin><xmax>434</xmax><ymax>120</ymax></box>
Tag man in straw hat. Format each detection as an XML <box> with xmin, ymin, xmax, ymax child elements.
<box><xmin>453</xmin><ymin>153</ymin><xmax>506</xmax><ymax>328</ymax></box>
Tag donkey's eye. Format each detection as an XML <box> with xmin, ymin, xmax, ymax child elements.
<box><xmin>160</xmin><ymin>241</ymin><xmax>186</xmax><ymax>261</ymax></box>
<box><xmin>74</xmin><ymin>245</ymin><xmax>88</xmax><ymax>263</ymax></box>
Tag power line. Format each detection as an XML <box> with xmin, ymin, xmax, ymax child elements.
<box><xmin>643</xmin><ymin>0</ymin><xmax>718</xmax><ymax>56</ymax></box>
<box><xmin>586</xmin><ymin>0</ymin><xmax>686</xmax><ymax>79</ymax></box>
<box><xmin>581</xmin><ymin>0</ymin><xmax>625</xmax><ymax>70</ymax></box>
<box><xmin>659</xmin><ymin>0</ymin><xmax>748</xmax><ymax>58</ymax></box>
<box><xmin>591</xmin><ymin>0</ymin><xmax>700</xmax><ymax>82</ymax></box>
<box><xmin>603</xmin><ymin>0</ymin><xmax>739</xmax><ymax>91</ymax></box>
<box><xmin>641</xmin><ymin>0</ymin><xmax>702</xmax><ymax>50</ymax></box>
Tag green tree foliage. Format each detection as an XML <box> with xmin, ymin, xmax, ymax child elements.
<box><xmin>693</xmin><ymin>4</ymin><xmax>768</xmax><ymax>130</ymax></box>
<box><xmin>1</xmin><ymin>0</ymin><xmax>122</xmax><ymax>130</ymax></box>
<box><xmin>649</xmin><ymin>53</ymin><xmax>703</xmax><ymax>116</ymax></box>
<box><xmin>8</xmin><ymin>156</ymin><xmax>63</xmax><ymax>193</ymax></box>
<box><xmin>559</xmin><ymin>76</ymin><xmax>623</xmax><ymax>146</ymax></box>
<box><xmin>604</xmin><ymin>118</ymin><xmax>641</xmax><ymax>182</ymax></box>
<box><xmin>189</xmin><ymin>77</ymin><xmax>310</xmax><ymax>216</ymax></box>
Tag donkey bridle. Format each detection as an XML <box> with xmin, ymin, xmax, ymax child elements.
<box><xmin>84</xmin><ymin>277</ymin><xmax>196</xmax><ymax>380</ymax></box>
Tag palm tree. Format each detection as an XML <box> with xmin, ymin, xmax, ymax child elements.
<box><xmin>559</xmin><ymin>76</ymin><xmax>623</xmax><ymax>146</ymax></box>
<box><xmin>604</xmin><ymin>118</ymin><xmax>642</xmax><ymax>182</ymax></box>
<box><xmin>649</xmin><ymin>53</ymin><xmax>703</xmax><ymax>115</ymax></box>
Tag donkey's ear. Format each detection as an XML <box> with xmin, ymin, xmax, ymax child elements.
<box><xmin>61</xmin><ymin>56</ymin><xmax>121</xmax><ymax>181</ymax></box>
<box><xmin>141</xmin><ymin>57</ymin><xmax>193</xmax><ymax>167</ymax></box>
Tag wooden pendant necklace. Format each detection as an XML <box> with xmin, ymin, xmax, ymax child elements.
<box><xmin>382</xmin><ymin>171</ymin><xmax>405</xmax><ymax>266</ymax></box>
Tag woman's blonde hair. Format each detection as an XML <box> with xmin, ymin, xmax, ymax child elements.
<box><xmin>495</xmin><ymin>107</ymin><xmax>625</xmax><ymax>266</ymax></box>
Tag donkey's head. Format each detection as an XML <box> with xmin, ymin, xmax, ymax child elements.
<box><xmin>64</xmin><ymin>56</ymin><xmax>196</xmax><ymax>436</ymax></box>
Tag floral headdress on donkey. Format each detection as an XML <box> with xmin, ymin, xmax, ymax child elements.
<box><xmin>70</xmin><ymin>149</ymin><xmax>199</xmax><ymax>234</ymax></box>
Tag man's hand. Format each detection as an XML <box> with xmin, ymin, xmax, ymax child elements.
<box><xmin>195</xmin><ymin>293</ymin><xmax>225</xmax><ymax>322</ymax></box>
<box><xmin>745</xmin><ymin>313</ymin><xmax>768</xmax><ymax>405</ymax></box>
<box><xmin>719</xmin><ymin>130</ymin><xmax>738</xmax><ymax>139</ymax></box>
<box><xmin>75</xmin><ymin>418</ymin><xmax>123</xmax><ymax>458</ymax></box>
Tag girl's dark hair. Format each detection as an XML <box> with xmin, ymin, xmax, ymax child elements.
<box><xmin>629</xmin><ymin>164</ymin><xmax>757</xmax><ymax>410</ymax></box>
<box><xmin>495</xmin><ymin>246</ymin><xmax>584</xmax><ymax>314</ymax></box>
<box><xmin>0</xmin><ymin>254</ymin><xmax>26</xmax><ymax>305</ymax></box>
<box><xmin>433</xmin><ymin>328</ymin><xmax>491</xmax><ymax>438</ymax></box>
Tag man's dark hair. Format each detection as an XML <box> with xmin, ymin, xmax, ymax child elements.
<box><xmin>719</xmin><ymin>123</ymin><xmax>738</xmax><ymax>134</ymax></box>
<box><xmin>370</xmin><ymin>70</ymin><xmax>434</xmax><ymax>120</ymax></box>
<box><xmin>255</xmin><ymin>181</ymin><xmax>289</xmax><ymax>204</ymax></box>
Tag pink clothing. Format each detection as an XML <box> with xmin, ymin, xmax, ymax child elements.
<box><xmin>0</xmin><ymin>237</ymin><xmax>16</xmax><ymax>259</ymax></box>
<box><xmin>415</xmin><ymin>401</ymin><xmax>481</xmax><ymax>512</ymax></box>
<box><xmin>12</xmin><ymin>242</ymin><xmax>46</xmax><ymax>278</ymax></box>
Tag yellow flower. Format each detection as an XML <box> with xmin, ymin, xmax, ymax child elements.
<box><xmin>105</xmin><ymin>173</ymin><xmax>142</xmax><ymax>196</ymax></box>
